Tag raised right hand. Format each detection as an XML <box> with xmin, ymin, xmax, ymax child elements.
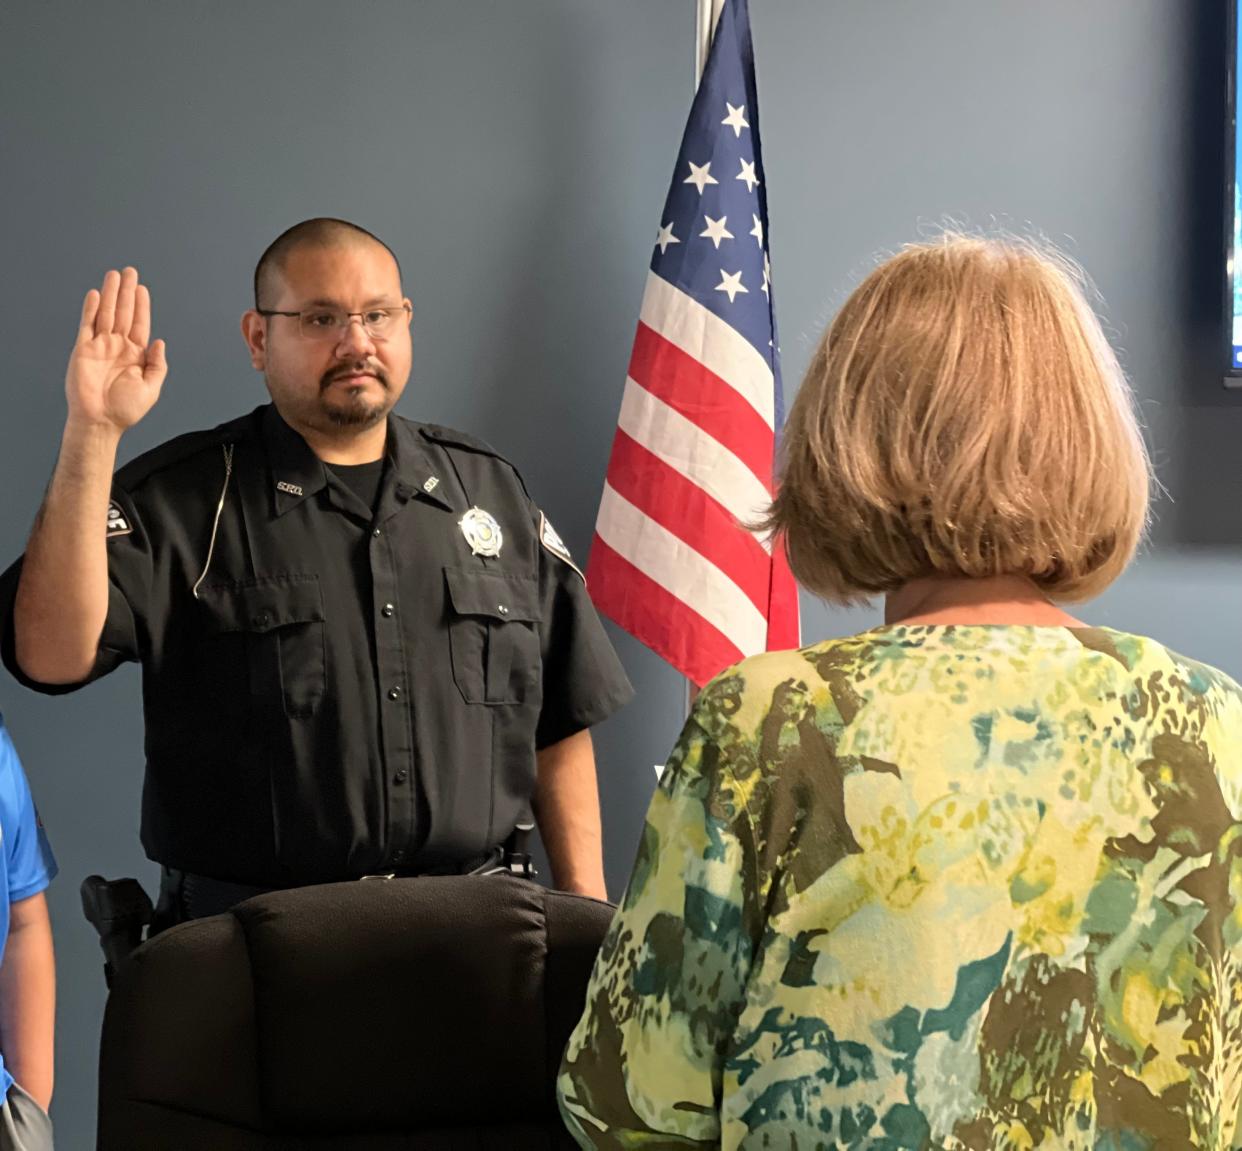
<box><xmin>66</xmin><ymin>267</ymin><xmax>168</xmax><ymax>433</ymax></box>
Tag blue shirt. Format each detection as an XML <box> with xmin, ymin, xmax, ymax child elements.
<box><xmin>0</xmin><ymin>718</ymin><xmax>56</xmax><ymax>1097</ymax></box>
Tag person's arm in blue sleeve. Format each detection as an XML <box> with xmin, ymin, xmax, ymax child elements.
<box><xmin>0</xmin><ymin>724</ymin><xmax>57</xmax><ymax>1111</ymax></box>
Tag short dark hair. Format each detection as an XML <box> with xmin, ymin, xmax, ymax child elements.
<box><xmin>253</xmin><ymin>217</ymin><xmax>402</xmax><ymax>308</ymax></box>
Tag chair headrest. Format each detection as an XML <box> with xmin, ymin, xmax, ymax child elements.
<box><xmin>108</xmin><ymin>877</ymin><xmax>615</xmax><ymax>1136</ymax></box>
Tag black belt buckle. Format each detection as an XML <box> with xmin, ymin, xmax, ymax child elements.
<box><xmin>502</xmin><ymin>821</ymin><xmax>537</xmax><ymax>880</ymax></box>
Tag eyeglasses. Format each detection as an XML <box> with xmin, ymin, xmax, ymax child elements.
<box><xmin>256</xmin><ymin>302</ymin><xmax>412</xmax><ymax>341</ymax></box>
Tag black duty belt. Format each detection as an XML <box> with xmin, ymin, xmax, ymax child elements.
<box><xmin>83</xmin><ymin>821</ymin><xmax>538</xmax><ymax>984</ymax></box>
<box><xmin>161</xmin><ymin>847</ymin><xmax>506</xmax><ymax>924</ymax></box>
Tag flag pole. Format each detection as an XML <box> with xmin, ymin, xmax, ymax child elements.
<box><xmin>696</xmin><ymin>0</ymin><xmax>725</xmax><ymax>85</ymax></box>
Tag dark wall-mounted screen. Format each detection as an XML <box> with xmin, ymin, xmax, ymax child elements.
<box><xmin>1229</xmin><ymin>0</ymin><xmax>1242</xmax><ymax>378</ymax></box>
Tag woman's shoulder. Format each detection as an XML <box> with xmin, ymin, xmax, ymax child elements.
<box><xmin>685</xmin><ymin>634</ymin><xmax>901</xmax><ymax>775</ymax></box>
<box><xmin>689</xmin><ymin>625</ymin><xmax>1242</xmax><ymax>751</ymax></box>
<box><xmin>690</xmin><ymin>638</ymin><xmax>870</xmax><ymax>739</ymax></box>
<box><xmin>1086</xmin><ymin>627</ymin><xmax>1242</xmax><ymax>703</ymax></box>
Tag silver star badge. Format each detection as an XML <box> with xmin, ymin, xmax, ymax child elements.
<box><xmin>459</xmin><ymin>507</ymin><xmax>503</xmax><ymax>557</ymax></box>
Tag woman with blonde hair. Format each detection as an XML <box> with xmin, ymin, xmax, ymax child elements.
<box><xmin>558</xmin><ymin>234</ymin><xmax>1242</xmax><ymax>1148</ymax></box>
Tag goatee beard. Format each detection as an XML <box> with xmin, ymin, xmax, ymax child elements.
<box><xmin>324</xmin><ymin>402</ymin><xmax>387</xmax><ymax>428</ymax></box>
<box><xmin>320</xmin><ymin>363</ymin><xmax>390</xmax><ymax>427</ymax></box>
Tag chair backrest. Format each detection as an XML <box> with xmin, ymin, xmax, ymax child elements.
<box><xmin>97</xmin><ymin>876</ymin><xmax>615</xmax><ymax>1149</ymax></box>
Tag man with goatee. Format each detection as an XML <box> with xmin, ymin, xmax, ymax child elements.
<box><xmin>1</xmin><ymin>218</ymin><xmax>632</xmax><ymax>925</ymax></box>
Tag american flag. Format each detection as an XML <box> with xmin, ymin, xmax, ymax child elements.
<box><xmin>586</xmin><ymin>0</ymin><xmax>800</xmax><ymax>689</ymax></box>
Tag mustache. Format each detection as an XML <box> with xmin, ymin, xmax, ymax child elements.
<box><xmin>320</xmin><ymin>363</ymin><xmax>390</xmax><ymax>391</ymax></box>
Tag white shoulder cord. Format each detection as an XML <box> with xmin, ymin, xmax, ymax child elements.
<box><xmin>191</xmin><ymin>443</ymin><xmax>235</xmax><ymax>600</ymax></box>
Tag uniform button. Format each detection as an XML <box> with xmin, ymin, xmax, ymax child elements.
<box><xmin>253</xmin><ymin>612</ymin><xmax>271</xmax><ymax>628</ymax></box>
<box><xmin>381</xmin><ymin>603</ymin><xmax>394</xmax><ymax>617</ymax></box>
<box><xmin>392</xmin><ymin>849</ymin><xmax>406</xmax><ymax>863</ymax></box>
<box><xmin>388</xmin><ymin>686</ymin><xmax>402</xmax><ymax>700</ymax></box>
<box><xmin>498</xmin><ymin>604</ymin><xmax>509</xmax><ymax>615</ymax></box>
<box><xmin>393</xmin><ymin>769</ymin><xmax>408</xmax><ymax>784</ymax></box>
<box><xmin>372</xmin><ymin>528</ymin><xmax>383</xmax><ymax>537</ymax></box>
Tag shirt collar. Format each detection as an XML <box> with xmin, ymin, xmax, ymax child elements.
<box><xmin>263</xmin><ymin>405</ymin><xmax>453</xmax><ymax>516</ymax></box>
<box><xmin>385</xmin><ymin>416</ymin><xmax>454</xmax><ymax>511</ymax></box>
<box><xmin>263</xmin><ymin>405</ymin><xmax>328</xmax><ymax>516</ymax></box>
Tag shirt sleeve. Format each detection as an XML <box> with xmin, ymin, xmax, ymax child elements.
<box><xmin>532</xmin><ymin>509</ymin><xmax>634</xmax><ymax>749</ymax></box>
<box><xmin>0</xmin><ymin>482</ymin><xmax>150</xmax><ymax>695</ymax></box>
<box><xmin>0</xmin><ymin>723</ymin><xmax>57</xmax><ymax>903</ymax></box>
<box><xmin>556</xmin><ymin>679</ymin><xmax>762</xmax><ymax>1147</ymax></box>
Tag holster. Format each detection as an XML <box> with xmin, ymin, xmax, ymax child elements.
<box><xmin>80</xmin><ymin>875</ymin><xmax>154</xmax><ymax>989</ymax></box>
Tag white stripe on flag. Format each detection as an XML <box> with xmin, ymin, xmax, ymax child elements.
<box><xmin>595</xmin><ymin>481</ymin><xmax>769</xmax><ymax>656</ymax></box>
<box><xmin>639</xmin><ymin>274</ymin><xmax>775</xmax><ymax>428</ymax></box>
<box><xmin>618</xmin><ymin>378</ymin><xmax>773</xmax><ymax>550</ymax></box>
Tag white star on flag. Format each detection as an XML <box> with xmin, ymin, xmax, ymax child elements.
<box><xmin>700</xmin><ymin>215</ymin><xmax>734</xmax><ymax>249</ymax></box>
<box><xmin>683</xmin><ymin>160</ymin><xmax>719</xmax><ymax>195</ymax></box>
<box><xmin>655</xmin><ymin>222</ymin><xmax>680</xmax><ymax>254</ymax></box>
<box><xmin>715</xmin><ymin>269</ymin><xmax>748</xmax><ymax>302</ymax></box>
<box><xmin>750</xmin><ymin>213</ymin><xmax>764</xmax><ymax>246</ymax></box>
<box><xmin>737</xmin><ymin>158</ymin><xmax>760</xmax><ymax>193</ymax></box>
<box><xmin>761</xmin><ymin>251</ymin><xmax>771</xmax><ymax>296</ymax></box>
<box><xmin>721</xmin><ymin>102</ymin><xmax>749</xmax><ymax>137</ymax></box>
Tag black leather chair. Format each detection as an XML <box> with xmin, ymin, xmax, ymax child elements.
<box><xmin>96</xmin><ymin>876</ymin><xmax>614</xmax><ymax>1149</ymax></box>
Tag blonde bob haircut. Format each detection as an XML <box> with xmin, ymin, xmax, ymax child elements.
<box><xmin>764</xmin><ymin>234</ymin><xmax>1151</xmax><ymax>603</ymax></box>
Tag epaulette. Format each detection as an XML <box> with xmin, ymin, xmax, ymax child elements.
<box><xmin>113</xmin><ymin>410</ymin><xmax>257</xmax><ymax>491</ymax></box>
<box><xmin>415</xmin><ymin>421</ymin><xmax>532</xmax><ymax>500</ymax></box>
<box><xmin>417</xmin><ymin>422</ymin><xmax>505</xmax><ymax>460</ymax></box>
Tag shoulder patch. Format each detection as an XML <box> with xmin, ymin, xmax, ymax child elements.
<box><xmin>540</xmin><ymin>513</ymin><xmax>584</xmax><ymax>581</ymax></box>
<box><xmin>106</xmin><ymin>500</ymin><xmax>133</xmax><ymax>538</ymax></box>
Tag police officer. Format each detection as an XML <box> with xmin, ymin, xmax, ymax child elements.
<box><xmin>1</xmin><ymin>218</ymin><xmax>633</xmax><ymax>922</ymax></box>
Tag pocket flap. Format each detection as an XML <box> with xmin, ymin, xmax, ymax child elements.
<box><xmin>444</xmin><ymin>568</ymin><xmax>540</xmax><ymax>623</ymax></box>
<box><xmin>197</xmin><ymin>575</ymin><xmax>325</xmax><ymax>633</ymax></box>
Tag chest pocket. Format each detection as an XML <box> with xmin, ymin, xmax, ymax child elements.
<box><xmin>444</xmin><ymin>568</ymin><xmax>541</xmax><ymax>706</ymax></box>
<box><xmin>197</xmin><ymin>575</ymin><xmax>326</xmax><ymax>718</ymax></box>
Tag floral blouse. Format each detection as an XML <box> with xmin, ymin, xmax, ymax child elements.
<box><xmin>559</xmin><ymin>626</ymin><xmax>1242</xmax><ymax>1149</ymax></box>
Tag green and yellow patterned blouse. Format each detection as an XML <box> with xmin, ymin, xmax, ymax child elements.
<box><xmin>558</xmin><ymin>626</ymin><xmax>1242</xmax><ymax>1149</ymax></box>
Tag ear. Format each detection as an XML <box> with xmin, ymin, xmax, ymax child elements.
<box><xmin>240</xmin><ymin>310</ymin><xmax>267</xmax><ymax>370</ymax></box>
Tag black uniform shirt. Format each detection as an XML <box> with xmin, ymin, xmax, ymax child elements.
<box><xmin>0</xmin><ymin>405</ymin><xmax>634</xmax><ymax>885</ymax></box>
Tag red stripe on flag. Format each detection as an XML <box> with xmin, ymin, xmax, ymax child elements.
<box><xmin>603</xmin><ymin>430</ymin><xmax>771</xmax><ymax>616</ymax></box>
<box><xmin>628</xmin><ymin>322</ymin><xmax>775</xmax><ymax>490</ymax></box>
<box><xmin>586</xmin><ymin>535</ymin><xmax>743</xmax><ymax>689</ymax></box>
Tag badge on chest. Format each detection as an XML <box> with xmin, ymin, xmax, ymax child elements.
<box><xmin>459</xmin><ymin>506</ymin><xmax>503</xmax><ymax>557</ymax></box>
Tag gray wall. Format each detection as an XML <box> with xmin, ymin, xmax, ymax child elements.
<box><xmin>1</xmin><ymin>1</ymin><xmax>1238</xmax><ymax>1143</ymax></box>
